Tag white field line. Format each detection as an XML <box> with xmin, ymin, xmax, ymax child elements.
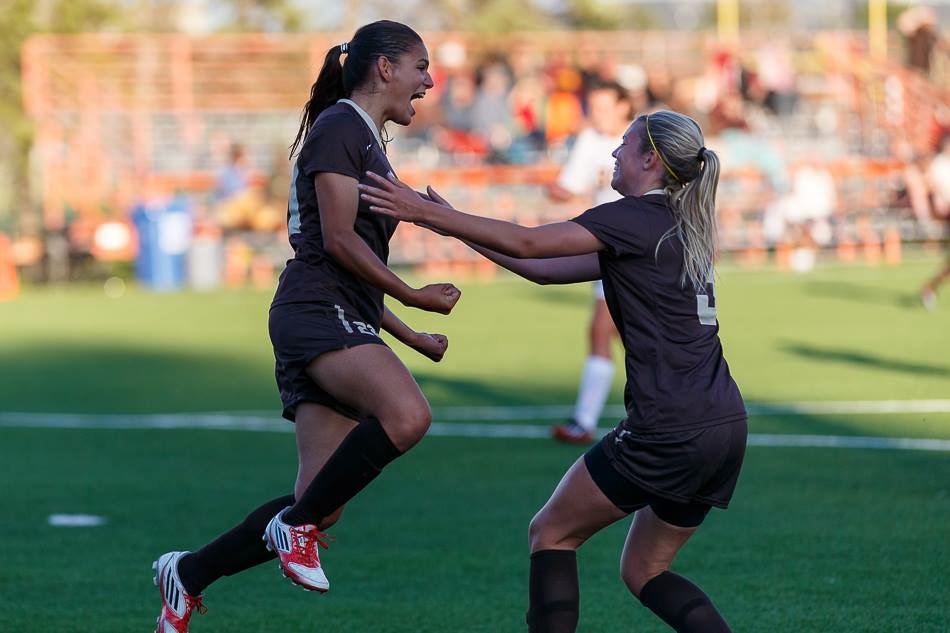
<box><xmin>154</xmin><ymin>399</ymin><xmax>950</xmax><ymax>420</ymax></box>
<box><xmin>429</xmin><ymin>400</ymin><xmax>950</xmax><ymax>419</ymax></box>
<box><xmin>1</xmin><ymin>408</ymin><xmax>949</xmax><ymax>451</ymax></box>
<box><xmin>216</xmin><ymin>400</ymin><xmax>950</xmax><ymax>422</ymax></box>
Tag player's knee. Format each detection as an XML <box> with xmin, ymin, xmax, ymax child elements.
<box><xmin>403</xmin><ymin>401</ymin><xmax>432</xmax><ymax>439</ymax></box>
<box><xmin>621</xmin><ymin>561</ymin><xmax>667</xmax><ymax>598</ymax></box>
<box><xmin>528</xmin><ymin>510</ymin><xmax>561</xmax><ymax>551</ymax></box>
<box><xmin>382</xmin><ymin>401</ymin><xmax>431</xmax><ymax>449</ymax></box>
<box><xmin>528</xmin><ymin>511</ymin><xmax>545</xmax><ymax>549</ymax></box>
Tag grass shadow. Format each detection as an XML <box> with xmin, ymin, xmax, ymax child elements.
<box><xmin>779</xmin><ymin>340</ymin><xmax>950</xmax><ymax>377</ymax></box>
<box><xmin>0</xmin><ymin>342</ymin><xmax>276</xmax><ymax>413</ymax></box>
<box><xmin>803</xmin><ymin>280</ymin><xmax>921</xmax><ymax>309</ymax></box>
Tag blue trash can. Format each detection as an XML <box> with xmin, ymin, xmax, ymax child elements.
<box><xmin>132</xmin><ymin>195</ymin><xmax>192</xmax><ymax>291</ymax></box>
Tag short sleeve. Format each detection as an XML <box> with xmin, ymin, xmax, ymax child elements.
<box><xmin>298</xmin><ymin>112</ymin><xmax>368</xmax><ymax>180</ymax></box>
<box><xmin>570</xmin><ymin>200</ymin><xmax>648</xmax><ymax>257</ymax></box>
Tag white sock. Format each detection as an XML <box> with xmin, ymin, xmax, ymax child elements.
<box><xmin>572</xmin><ymin>355</ymin><xmax>614</xmax><ymax>431</ymax></box>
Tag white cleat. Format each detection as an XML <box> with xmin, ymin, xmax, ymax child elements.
<box><xmin>263</xmin><ymin>508</ymin><xmax>330</xmax><ymax>592</ymax></box>
<box><xmin>152</xmin><ymin>551</ymin><xmax>206</xmax><ymax>633</ymax></box>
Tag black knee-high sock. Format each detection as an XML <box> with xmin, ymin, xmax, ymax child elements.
<box><xmin>638</xmin><ymin>571</ymin><xmax>731</xmax><ymax>633</ymax></box>
<box><xmin>176</xmin><ymin>494</ymin><xmax>295</xmax><ymax>596</ymax></box>
<box><xmin>526</xmin><ymin>549</ymin><xmax>580</xmax><ymax>633</ymax></box>
<box><xmin>282</xmin><ymin>417</ymin><xmax>402</xmax><ymax>526</ymax></box>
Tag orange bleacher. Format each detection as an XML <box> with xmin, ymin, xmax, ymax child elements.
<box><xmin>19</xmin><ymin>30</ymin><xmax>948</xmax><ymax>274</ymax></box>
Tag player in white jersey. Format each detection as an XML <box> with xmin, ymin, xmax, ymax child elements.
<box><xmin>547</xmin><ymin>79</ymin><xmax>632</xmax><ymax>444</ymax></box>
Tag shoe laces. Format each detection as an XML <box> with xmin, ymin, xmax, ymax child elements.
<box><xmin>183</xmin><ymin>593</ymin><xmax>207</xmax><ymax>617</ymax></box>
<box><xmin>290</xmin><ymin>524</ymin><xmax>332</xmax><ymax>560</ymax></box>
<box><xmin>193</xmin><ymin>596</ymin><xmax>208</xmax><ymax>616</ymax></box>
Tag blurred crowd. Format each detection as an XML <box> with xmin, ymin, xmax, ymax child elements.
<box><xmin>10</xmin><ymin>22</ymin><xmax>947</xmax><ymax>291</ymax></box>
<box><xmin>192</xmin><ymin>27</ymin><xmax>948</xmax><ymax>287</ymax></box>
<box><xmin>390</xmin><ymin>37</ymin><xmax>806</xmax><ymax>167</ymax></box>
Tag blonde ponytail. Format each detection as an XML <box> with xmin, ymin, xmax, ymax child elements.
<box><xmin>641</xmin><ymin>111</ymin><xmax>720</xmax><ymax>291</ymax></box>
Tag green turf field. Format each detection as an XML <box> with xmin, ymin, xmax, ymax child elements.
<box><xmin>0</xmin><ymin>257</ymin><xmax>948</xmax><ymax>632</ymax></box>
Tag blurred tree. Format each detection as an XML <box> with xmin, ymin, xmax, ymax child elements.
<box><xmin>0</xmin><ymin>0</ymin><xmax>38</xmax><ymax>233</ymax></box>
<box><xmin>219</xmin><ymin>0</ymin><xmax>303</xmax><ymax>33</ymax></box>
<box><xmin>0</xmin><ymin>0</ymin><xmax>122</xmax><ymax>234</ymax></box>
<box><xmin>853</xmin><ymin>1</ymin><xmax>912</xmax><ymax>28</ymax></box>
<box><xmin>44</xmin><ymin>0</ymin><xmax>122</xmax><ymax>31</ymax></box>
<box><xmin>739</xmin><ymin>0</ymin><xmax>792</xmax><ymax>29</ymax></box>
<box><xmin>457</xmin><ymin>0</ymin><xmax>555</xmax><ymax>32</ymax></box>
<box><xmin>700</xmin><ymin>0</ymin><xmax>792</xmax><ymax>31</ymax></box>
<box><xmin>562</xmin><ymin>0</ymin><xmax>657</xmax><ymax>30</ymax></box>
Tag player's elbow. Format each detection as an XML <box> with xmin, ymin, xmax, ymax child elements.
<box><xmin>323</xmin><ymin>230</ymin><xmax>351</xmax><ymax>260</ymax></box>
<box><xmin>514</xmin><ymin>230</ymin><xmax>546</xmax><ymax>259</ymax></box>
<box><xmin>530</xmin><ymin>269</ymin><xmax>555</xmax><ymax>285</ymax></box>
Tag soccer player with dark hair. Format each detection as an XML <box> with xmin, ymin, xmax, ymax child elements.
<box><xmin>360</xmin><ymin>109</ymin><xmax>747</xmax><ymax>633</ymax></box>
<box><xmin>152</xmin><ymin>20</ymin><xmax>460</xmax><ymax>633</ymax></box>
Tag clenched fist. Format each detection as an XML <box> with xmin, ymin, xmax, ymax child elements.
<box><xmin>411</xmin><ymin>332</ymin><xmax>449</xmax><ymax>362</ymax></box>
<box><xmin>409</xmin><ymin>283</ymin><xmax>461</xmax><ymax>315</ymax></box>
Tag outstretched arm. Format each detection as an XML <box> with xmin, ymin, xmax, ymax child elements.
<box><xmin>381</xmin><ymin>306</ymin><xmax>448</xmax><ymax>362</ymax></box>
<box><xmin>358</xmin><ymin>172</ymin><xmax>605</xmax><ymax>260</ymax></box>
<box><xmin>316</xmin><ymin>172</ymin><xmax>460</xmax><ymax>314</ymax></box>
<box><xmin>464</xmin><ymin>242</ymin><xmax>601</xmax><ymax>285</ymax></box>
<box><xmin>415</xmin><ymin>185</ymin><xmax>601</xmax><ymax>284</ymax></box>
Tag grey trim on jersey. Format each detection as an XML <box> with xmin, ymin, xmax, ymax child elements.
<box><xmin>287</xmin><ymin>100</ymin><xmax>381</xmax><ymax>238</ymax></box>
<box><xmin>288</xmin><ymin>161</ymin><xmax>302</xmax><ymax>236</ymax></box>
<box><xmin>338</xmin><ymin>98</ymin><xmax>384</xmax><ymax>150</ymax></box>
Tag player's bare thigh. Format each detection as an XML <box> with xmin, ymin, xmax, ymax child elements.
<box><xmin>529</xmin><ymin>456</ymin><xmax>628</xmax><ymax>552</ymax></box>
<box><xmin>619</xmin><ymin>506</ymin><xmax>697</xmax><ymax>597</ymax></box>
<box><xmin>305</xmin><ymin>343</ymin><xmax>431</xmax><ymax>452</ymax></box>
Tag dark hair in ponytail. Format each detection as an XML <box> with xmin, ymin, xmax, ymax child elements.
<box><xmin>289</xmin><ymin>20</ymin><xmax>424</xmax><ymax>157</ymax></box>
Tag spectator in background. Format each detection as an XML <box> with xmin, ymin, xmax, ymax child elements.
<box><xmin>895</xmin><ymin>144</ymin><xmax>935</xmax><ymax>226</ymax></box>
<box><xmin>471</xmin><ymin>60</ymin><xmax>516</xmax><ymax>163</ymax></box>
<box><xmin>770</xmin><ymin>165</ymin><xmax>838</xmax><ymax>273</ymax></box>
<box><xmin>442</xmin><ymin>71</ymin><xmax>478</xmax><ymax>131</ymax></box>
<box><xmin>755</xmin><ymin>41</ymin><xmax>798</xmax><ymax>117</ymax></box>
<box><xmin>547</xmin><ymin>79</ymin><xmax>633</xmax><ymax>444</ymax></box>
<box><xmin>544</xmin><ymin>60</ymin><xmax>585</xmax><ymax>149</ymax></box>
<box><xmin>576</xmin><ymin>43</ymin><xmax>606</xmax><ymax>97</ymax></box>
<box><xmin>693</xmin><ymin>48</ymin><xmax>737</xmax><ymax>119</ymax></box>
<box><xmin>426</xmin><ymin>39</ymin><xmax>489</xmax><ymax>161</ymax></box>
<box><xmin>920</xmin><ymin>134</ymin><xmax>950</xmax><ymax>310</ymax></box>
<box><xmin>927</xmin><ymin>135</ymin><xmax>950</xmax><ymax>218</ymax></box>
<box><xmin>214</xmin><ymin>143</ymin><xmax>283</xmax><ymax>233</ymax></box>
<box><xmin>509</xmin><ymin>69</ymin><xmax>549</xmax><ymax>162</ymax></box>
<box><xmin>898</xmin><ymin>6</ymin><xmax>939</xmax><ymax>76</ymax></box>
<box><xmin>616</xmin><ymin>63</ymin><xmax>650</xmax><ymax>115</ymax></box>
<box><xmin>214</xmin><ymin>143</ymin><xmax>250</xmax><ymax>205</ymax></box>
<box><xmin>434</xmin><ymin>72</ymin><xmax>488</xmax><ymax>158</ymax></box>
<box><xmin>645</xmin><ymin>67</ymin><xmax>674</xmax><ymax>110</ymax></box>
<box><xmin>927</xmin><ymin>105</ymin><xmax>950</xmax><ymax>154</ymax></box>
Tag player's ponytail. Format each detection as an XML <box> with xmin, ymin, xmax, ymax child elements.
<box><xmin>289</xmin><ymin>45</ymin><xmax>345</xmax><ymax>158</ymax></box>
<box><xmin>289</xmin><ymin>20</ymin><xmax>423</xmax><ymax>158</ymax></box>
<box><xmin>640</xmin><ymin>110</ymin><xmax>720</xmax><ymax>291</ymax></box>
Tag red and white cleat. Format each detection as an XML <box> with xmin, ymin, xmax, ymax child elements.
<box><xmin>152</xmin><ymin>551</ymin><xmax>206</xmax><ymax>633</ymax></box>
<box><xmin>263</xmin><ymin>508</ymin><xmax>331</xmax><ymax>592</ymax></box>
<box><xmin>551</xmin><ymin>421</ymin><xmax>596</xmax><ymax>445</ymax></box>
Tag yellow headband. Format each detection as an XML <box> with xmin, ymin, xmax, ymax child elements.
<box><xmin>645</xmin><ymin>114</ymin><xmax>682</xmax><ymax>184</ymax></box>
